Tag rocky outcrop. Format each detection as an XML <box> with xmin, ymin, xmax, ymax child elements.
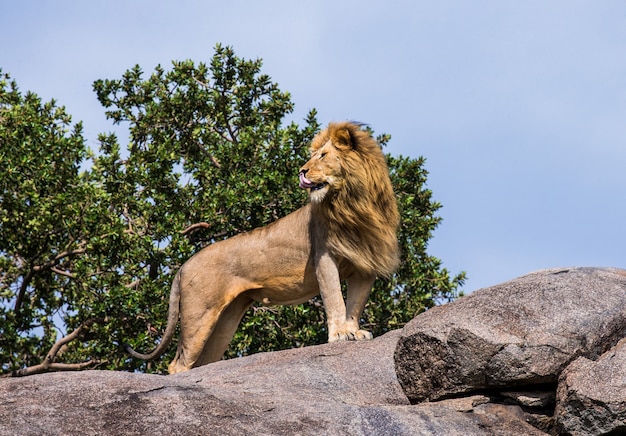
<box><xmin>1</xmin><ymin>267</ymin><xmax>625</xmax><ymax>435</ymax></box>
<box><xmin>555</xmin><ymin>337</ymin><xmax>626</xmax><ymax>435</ymax></box>
<box><xmin>0</xmin><ymin>330</ymin><xmax>543</xmax><ymax>435</ymax></box>
<box><xmin>394</xmin><ymin>267</ymin><xmax>626</xmax><ymax>434</ymax></box>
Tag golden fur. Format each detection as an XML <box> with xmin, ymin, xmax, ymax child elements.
<box><xmin>125</xmin><ymin>121</ymin><xmax>400</xmax><ymax>373</ymax></box>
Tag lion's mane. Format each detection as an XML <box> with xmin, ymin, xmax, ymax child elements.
<box><xmin>310</xmin><ymin>122</ymin><xmax>400</xmax><ymax>277</ymax></box>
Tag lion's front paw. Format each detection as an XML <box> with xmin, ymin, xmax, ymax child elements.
<box><xmin>328</xmin><ymin>329</ymin><xmax>373</xmax><ymax>342</ymax></box>
<box><xmin>353</xmin><ymin>329</ymin><xmax>373</xmax><ymax>340</ymax></box>
<box><xmin>328</xmin><ymin>331</ymin><xmax>349</xmax><ymax>342</ymax></box>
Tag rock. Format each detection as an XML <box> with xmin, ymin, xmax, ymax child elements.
<box><xmin>501</xmin><ymin>390</ymin><xmax>555</xmax><ymax>409</ymax></box>
<box><xmin>394</xmin><ymin>267</ymin><xmax>626</xmax><ymax>403</ymax></box>
<box><xmin>555</xmin><ymin>337</ymin><xmax>626</xmax><ymax>435</ymax></box>
<box><xmin>0</xmin><ymin>330</ymin><xmax>544</xmax><ymax>436</ymax></box>
<box><xmin>2</xmin><ymin>267</ymin><xmax>625</xmax><ymax>435</ymax></box>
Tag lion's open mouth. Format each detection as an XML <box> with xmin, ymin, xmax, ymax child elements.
<box><xmin>299</xmin><ymin>173</ymin><xmax>328</xmax><ymax>191</ymax></box>
<box><xmin>310</xmin><ymin>183</ymin><xmax>328</xmax><ymax>191</ymax></box>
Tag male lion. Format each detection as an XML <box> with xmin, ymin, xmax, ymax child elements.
<box><xmin>125</xmin><ymin>121</ymin><xmax>400</xmax><ymax>374</ymax></box>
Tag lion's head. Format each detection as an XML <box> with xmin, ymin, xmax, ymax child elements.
<box><xmin>299</xmin><ymin>122</ymin><xmax>400</xmax><ymax>278</ymax></box>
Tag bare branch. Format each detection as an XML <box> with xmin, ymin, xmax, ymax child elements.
<box><xmin>1</xmin><ymin>318</ymin><xmax>106</xmax><ymax>378</ymax></box>
<box><xmin>181</xmin><ymin>222</ymin><xmax>210</xmax><ymax>235</ymax></box>
<box><xmin>192</xmin><ymin>76</ymin><xmax>211</xmax><ymax>89</ymax></box>
<box><xmin>32</xmin><ymin>248</ymin><xmax>87</xmax><ymax>273</ymax></box>
<box><xmin>14</xmin><ymin>269</ymin><xmax>35</xmax><ymax>314</ymax></box>
<box><xmin>14</xmin><ymin>246</ymin><xmax>86</xmax><ymax>314</ymax></box>
<box><xmin>2</xmin><ymin>359</ymin><xmax>101</xmax><ymax>378</ymax></box>
<box><xmin>125</xmin><ymin>279</ymin><xmax>141</xmax><ymax>289</ymax></box>
<box><xmin>47</xmin><ymin>361</ymin><xmax>100</xmax><ymax>371</ymax></box>
<box><xmin>209</xmin><ymin>153</ymin><xmax>222</xmax><ymax>168</ymax></box>
<box><xmin>225</xmin><ymin>120</ymin><xmax>239</xmax><ymax>144</ymax></box>
<box><xmin>50</xmin><ymin>267</ymin><xmax>76</xmax><ymax>279</ymax></box>
<box><xmin>122</xmin><ymin>204</ymin><xmax>135</xmax><ymax>235</ymax></box>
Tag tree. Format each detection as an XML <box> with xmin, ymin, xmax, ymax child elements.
<box><xmin>0</xmin><ymin>45</ymin><xmax>465</xmax><ymax>375</ymax></box>
<box><xmin>0</xmin><ymin>70</ymin><xmax>104</xmax><ymax>373</ymax></box>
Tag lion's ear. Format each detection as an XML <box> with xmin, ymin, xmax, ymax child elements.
<box><xmin>331</xmin><ymin>126</ymin><xmax>353</xmax><ymax>150</ymax></box>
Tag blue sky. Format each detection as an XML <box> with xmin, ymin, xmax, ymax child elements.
<box><xmin>2</xmin><ymin>1</ymin><xmax>625</xmax><ymax>293</ymax></box>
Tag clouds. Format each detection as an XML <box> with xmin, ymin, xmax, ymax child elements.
<box><xmin>1</xmin><ymin>1</ymin><xmax>625</xmax><ymax>292</ymax></box>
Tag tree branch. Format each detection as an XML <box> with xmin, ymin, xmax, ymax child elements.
<box><xmin>180</xmin><ymin>224</ymin><xmax>230</xmax><ymax>243</ymax></box>
<box><xmin>209</xmin><ymin>153</ymin><xmax>222</xmax><ymax>168</ymax></box>
<box><xmin>14</xmin><ymin>269</ymin><xmax>35</xmax><ymax>316</ymax></box>
<box><xmin>32</xmin><ymin>248</ymin><xmax>87</xmax><ymax>273</ymax></box>
<box><xmin>122</xmin><ymin>204</ymin><xmax>135</xmax><ymax>235</ymax></box>
<box><xmin>14</xmin><ymin>247</ymin><xmax>86</xmax><ymax>314</ymax></box>
<box><xmin>1</xmin><ymin>318</ymin><xmax>105</xmax><ymax>378</ymax></box>
<box><xmin>181</xmin><ymin>222</ymin><xmax>210</xmax><ymax>235</ymax></box>
<box><xmin>50</xmin><ymin>266</ymin><xmax>76</xmax><ymax>279</ymax></box>
<box><xmin>125</xmin><ymin>279</ymin><xmax>141</xmax><ymax>289</ymax></box>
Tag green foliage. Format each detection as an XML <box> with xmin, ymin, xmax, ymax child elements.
<box><xmin>0</xmin><ymin>70</ymin><xmax>96</xmax><ymax>370</ymax></box>
<box><xmin>0</xmin><ymin>45</ymin><xmax>465</xmax><ymax>375</ymax></box>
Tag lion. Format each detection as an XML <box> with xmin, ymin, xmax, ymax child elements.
<box><xmin>125</xmin><ymin>121</ymin><xmax>400</xmax><ymax>374</ymax></box>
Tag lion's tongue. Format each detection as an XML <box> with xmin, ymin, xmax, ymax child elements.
<box><xmin>299</xmin><ymin>173</ymin><xmax>316</xmax><ymax>189</ymax></box>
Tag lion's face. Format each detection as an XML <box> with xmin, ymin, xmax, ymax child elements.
<box><xmin>299</xmin><ymin>139</ymin><xmax>343</xmax><ymax>203</ymax></box>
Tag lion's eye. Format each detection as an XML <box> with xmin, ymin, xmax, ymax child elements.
<box><xmin>319</xmin><ymin>152</ymin><xmax>326</xmax><ymax>159</ymax></box>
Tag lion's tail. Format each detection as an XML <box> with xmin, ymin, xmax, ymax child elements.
<box><xmin>124</xmin><ymin>270</ymin><xmax>182</xmax><ymax>361</ymax></box>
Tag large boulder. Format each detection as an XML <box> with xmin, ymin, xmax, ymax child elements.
<box><xmin>555</xmin><ymin>337</ymin><xmax>626</xmax><ymax>435</ymax></box>
<box><xmin>0</xmin><ymin>330</ymin><xmax>543</xmax><ymax>435</ymax></box>
<box><xmin>2</xmin><ymin>266</ymin><xmax>624</xmax><ymax>435</ymax></box>
<box><xmin>394</xmin><ymin>267</ymin><xmax>626</xmax><ymax>403</ymax></box>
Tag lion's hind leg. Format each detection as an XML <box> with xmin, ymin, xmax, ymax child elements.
<box><xmin>167</xmin><ymin>310</ymin><xmax>217</xmax><ymax>374</ymax></box>
<box><xmin>194</xmin><ymin>294</ymin><xmax>254</xmax><ymax>367</ymax></box>
<box><xmin>168</xmin><ymin>301</ymin><xmax>230</xmax><ymax>374</ymax></box>
<box><xmin>168</xmin><ymin>293</ymin><xmax>254</xmax><ymax>373</ymax></box>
